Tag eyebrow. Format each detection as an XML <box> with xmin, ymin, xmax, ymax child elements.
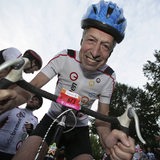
<box><xmin>87</xmin><ymin>34</ymin><xmax>113</xmax><ymax>45</ymax></box>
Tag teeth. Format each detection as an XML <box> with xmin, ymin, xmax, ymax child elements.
<box><xmin>87</xmin><ymin>57</ymin><xmax>101</xmax><ymax>63</ymax></box>
<box><xmin>87</xmin><ymin>57</ymin><xmax>97</xmax><ymax>63</ymax></box>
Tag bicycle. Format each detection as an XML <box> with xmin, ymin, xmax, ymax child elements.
<box><xmin>0</xmin><ymin>57</ymin><xmax>146</xmax><ymax>159</ymax></box>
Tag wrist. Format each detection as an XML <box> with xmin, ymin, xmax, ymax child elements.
<box><xmin>95</xmin><ymin>120</ymin><xmax>111</xmax><ymax>149</ymax></box>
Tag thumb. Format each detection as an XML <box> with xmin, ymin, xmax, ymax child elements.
<box><xmin>113</xmin><ymin>129</ymin><xmax>130</xmax><ymax>147</ymax></box>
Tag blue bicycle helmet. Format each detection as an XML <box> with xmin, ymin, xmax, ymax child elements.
<box><xmin>81</xmin><ymin>0</ymin><xmax>127</xmax><ymax>43</ymax></box>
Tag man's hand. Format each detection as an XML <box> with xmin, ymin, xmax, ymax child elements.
<box><xmin>104</xmin><ymin>129</ymin><xmax>135</xmax><ymax>160</ymax></box>
<box><xmin>0</xmin><ymin>89</ymin><xmax>17</xmax><ymax>114</ymax></box>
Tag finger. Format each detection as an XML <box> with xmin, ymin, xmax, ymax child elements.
<box><xmin>117</xmin><ymin>137</ymin><xmax>135</xmax><ymax>154</ymax></box>
<box><xmin>112</xmin><ymin>129</ymin><xmax>130</xmax><ymax>147</ymax></box>
<box><xmin>110</xmin><ymin>147</ymin><xmax>121</xmax><ymax>160</ymax></box>
<box><xmin>111</xmin><ymin>144</ymin><xmax>134</xmax><ymax>160</ymax></box>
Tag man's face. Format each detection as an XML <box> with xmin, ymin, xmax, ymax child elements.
<box><xmin>23</xmin><ymin>61</ymin><xmax>39</xmax><ymax>74</ymax></box>
<box><xmin>79</xmin><ymin>28</ymin><xmax>115</xmax><ymax>71</ymax></box>
<box><xmin>26</xmin><ymin>96</ymin><xmax>41</xmax><ymax>110</ymax></box>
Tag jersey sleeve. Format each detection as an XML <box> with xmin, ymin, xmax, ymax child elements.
<box><xmin>2</xmin><ymin>47</ymin><xmax>22</xmax><ymax>61</ymax></box>
<box><xmin>99</xmin><ymin>72</ymin><xmax>116</xmax><ymax>104</ymax></box>
<box><xmin>41</xmin><ymin>49</ymin><xmax>68</xmax><ymax>79</ymax></box>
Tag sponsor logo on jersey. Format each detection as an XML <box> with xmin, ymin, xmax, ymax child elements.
<box><xmin>88</xmin><ymin>80</ymin><xmax>95</xmax><ymax>88</ymax></box>
<box><xmin>70</xmin><ymin>82</ymin><xmax>77</xmax><ymax>92</ymax></box>
<box><xmin>96</xmin><ymin>78</ymin><xmax>101</xmax><ymax>83</ymax></box>
<box><xmin>81</xmin><ymin>96</ymin><xmax>89</xmax><ymax>104</ymax></box>
<box><xmin>70</xmin><ymin>72</ymin><xmax>78</xmax><ymax>81</ymax></box>
<box><xmin>88</xmin><ymin>92</ymin><xmax>97</xmax><ymax>99</ymax></box>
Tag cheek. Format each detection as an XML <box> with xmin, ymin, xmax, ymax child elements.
<box><xmin>81</xmin><ymin>41</ymin><xmax>91</xmax><ymax>51</ymax></box>
<box><xmin>79</xmin><ymin>45</ymin><xmax>87</xmax><ymax>58</ymax></box>
<box><xmin>101</xmin><ymin>52</ymin><xmax>110</xmax><ymax>60</ymax></box>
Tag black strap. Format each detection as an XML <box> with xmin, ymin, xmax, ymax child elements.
<box><xmin>103</xmin><ymin>66</ymin><xmax>114</xmax><ymax>76</ymax></box>
<box><xmin>67</xmin><ymin>49</ymin><xmax>76</xmax><ymax>58</ymax></box>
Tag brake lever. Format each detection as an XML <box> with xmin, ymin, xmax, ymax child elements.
<box><xmin>117</xmin><ymin>104</ymin><xmax>146</xmax><ymax>144</ymax></box>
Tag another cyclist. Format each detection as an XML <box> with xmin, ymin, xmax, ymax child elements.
<box><xmin>0</xmin><ymin>94</ymin><xmax>43</xmax><ymax>160</ymax></box>
<box><xmin>0</xmin><ymin>47</ymin><xmax>42</xmax><ymax>79</ymax></box>
<box><xmin>0</xmin><ymin>1</ymin><xmax>135</xmax><ymax>160</ymax></box>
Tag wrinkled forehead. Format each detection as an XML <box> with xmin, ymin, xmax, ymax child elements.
<box><xmin>82</xmin><ymin>28</ymin><xmax>116</xmax><ymax>47</ymax></box>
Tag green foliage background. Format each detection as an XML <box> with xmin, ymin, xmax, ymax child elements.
<box><xmin>89</xmin><ymin>50</ymin><xmax>160</xmax><ymax>158</ymax></box>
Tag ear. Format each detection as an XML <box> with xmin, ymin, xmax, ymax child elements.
<box><xmin>31</xmin><ymin>59</ymin><xmax>36</xmax><ymax>66</ymax></box>
<box><xmin>80</xmin><ymin>38</ymin><xmax>83</xmax><ymax>45</ymax></box>
<box><xmin>109</xmin><ymin>50</ymin><xmax>113</xmax><ymax>57</ymax></box>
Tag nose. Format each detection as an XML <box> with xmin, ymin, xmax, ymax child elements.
<box><xmin>91</xmin><ymin>43</ymin><xmax>101</xmax><ymax>58</ymax></box>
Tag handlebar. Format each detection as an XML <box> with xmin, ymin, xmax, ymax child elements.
<box><xmin>0</xmin><ymin>58</ymin><xmax>24</xmax><ymax>72</ymax></box>
<box><xmin>0</xmin><ymin>59</ymin><xmax>146</xmax><ymax>144</ymax></box>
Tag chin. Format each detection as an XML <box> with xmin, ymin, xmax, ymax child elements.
<box><xmin>83</xmin><ymin>66</ymin><xmax>97</xmax><ymax>71</ymax></box>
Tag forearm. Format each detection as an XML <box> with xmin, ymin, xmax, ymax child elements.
<box><xmin>0</xmin><ymin>87</ymin><xmax>31</xmax><ymax>114</ymax></box>
<box><xmin>15</xmin><ymin>87</ymin><xmax>31</xmax><ymax>105</ymax></box>
<box><xmin>95</xmin><ymin>119</ymin><xmax>111</xmax><ymax>149</ymax></box>
<box><xmin>11</xmin><ymin>72</ymin><xmax>49</xmax><ymax>105</ymax></box>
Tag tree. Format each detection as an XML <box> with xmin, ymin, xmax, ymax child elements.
<box><xmin>143</xmin><ymin>50</ymin><xmax>160</xmax><ymax>121</ymax></box>
<box><xmin>143</xmin><ymin>50</ymin><xmax>160</xmax><ymax>146</ymax></box>
<box><xmin>89</xmin><ymin>119</ymin><xmax>103</xmax><ymax>159</ymax></box>
<box><xmin>89</xmin><ymin>50</ymin><xmax>160</xmax><ymax>157</ymax></box>
<box><xmin>109</xmin><ymin>82</ymin><xmax>159</xmax><ymax>146</ymax></box>
<box><xmin>90</xmin><ymin>133</ymin><xmax>103</xmax><ymax>159</ymax></box>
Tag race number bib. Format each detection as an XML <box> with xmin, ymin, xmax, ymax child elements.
<box><xmin>56</xmin><ymin>88</ymin><xmax>81</xmax><ymax>111</ymax></box>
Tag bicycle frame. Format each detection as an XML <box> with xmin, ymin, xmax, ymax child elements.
<box><xmin>0</xmin><ymin>58</ymin><xmax>146</xmax><ymax>159</ymax></box>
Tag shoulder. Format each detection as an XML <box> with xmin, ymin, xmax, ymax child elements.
<box><xmin>98</xmin><ymin>65</ymin><xmax>115</xmax><ymax>77</ymax></box>
<box><xmin>5</xmin><ymin>107</ymin><xmax>20</xmax><ymax>115</ymax></box>
<box><xmin>103</xmin><ymin>66</ymin><xmax>115</xmax><ymax>76</ymax></box>
<box><xmin>57</xmin><ymin>49</ymin><xmax>78</xmax><ymax>58</ymax></box>
<box><xmin>49</xmin><ymin>49</ymin><xmax>79</xmax><ymax>62</ymax></box>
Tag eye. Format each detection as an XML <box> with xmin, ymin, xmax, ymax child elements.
<box><xmin>88</xmin><ymin>38</ymin><xmax>94</xmax><ymax>42</ymax></box>
<box><xmin>102</xmin><ymin>44</ymin><xmax>110</xmax><ymax>52</ymax></box>
<box><xmin>86</xmin><ymin>37</ymin><xmax>96</xmax><ymax>44</ymax></box>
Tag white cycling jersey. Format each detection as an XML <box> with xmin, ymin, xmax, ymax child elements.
<box><xmin>41</xmin><ymin>49</ymin><xmax>116</xmax><ymax>127</ymax></box>
<box><xmin>0</xmin><ymin>107</ymin><xmax>38</xmax><ymax>154</ymax></box>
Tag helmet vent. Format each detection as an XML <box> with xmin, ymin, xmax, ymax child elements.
<box><xmin>106</xmin><ymin>7</ymin><xmax>113</xmax><ymax>18</ymax></box>
<box><xmin>117</xmin><ymin>18</ymin><xmax>125</xmax><ymax>24</ymax></box>
<box><xmin>93</xmin><ymin>5</ymin><xmax>97</xmax><ymax>14</ymax></box>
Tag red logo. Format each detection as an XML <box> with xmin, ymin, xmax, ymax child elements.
<box><xmin>70</xmin><ymin>72</ymin><xmax>78</xmax><ymax>81</ymax></box>
<box><xmin>81</xmin><ymin>96</ymin><xmax>89</xmax><ymax>104</ymax></box>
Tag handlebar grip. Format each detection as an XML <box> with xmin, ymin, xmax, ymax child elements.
<box><xmin>111</xmin><ymin>120</ymin><xmax>129</xmax><ymax>135</ymax></box>
<box><xmin>119</xmin><ymin>126</ymin><xmax>129</xmax><ymax>135</ymax></box>
<box><xmin>0</xmin><ymin>78</ymin><xmax>14</xmax><ymax>89</ymax></box>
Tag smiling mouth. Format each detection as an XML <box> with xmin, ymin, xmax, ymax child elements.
<box><xmin>86</xmin><ymin>56</ymin><xmax>101</xmax><ymax>63</ymax></box>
